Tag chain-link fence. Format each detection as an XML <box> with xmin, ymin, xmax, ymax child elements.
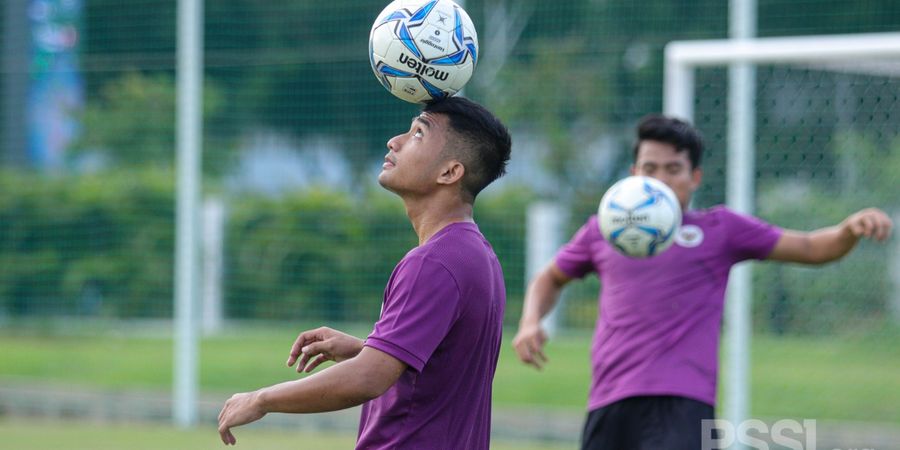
<box><xmin>1</xmin><ymin>0</ymin><xmax>899</xmax><ymax>444</ymax></box>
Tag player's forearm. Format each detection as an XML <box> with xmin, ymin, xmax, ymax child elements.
<box><xmin>805</xmin><ymin>224</ymin><xmax>858</xmax><ymax>264</ymax></box>
<box><xmin>520</xmin><ymin>271</ymin><xmax>564</xmax><ymax>325</ymax></box>
<box><xmin>256</xmin><ymin>358</ymin><xmax>382</xmax><ymax>414</ymax></box>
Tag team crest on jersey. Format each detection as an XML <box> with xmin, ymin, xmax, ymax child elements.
<box><xmin>675</xmin><ymin>224</ymin><xmax>704</xmax><ymax>248</ymax></box>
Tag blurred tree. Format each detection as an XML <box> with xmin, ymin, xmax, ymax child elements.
<box><xmin>71</xmin><ymin>72</ymin><xmax>226</xmax><ymax>172</ymax></box>
<box><xmin>73</xmin><ymin>0</ymin><xmax>900</xmax><ymax>181</ymax></box>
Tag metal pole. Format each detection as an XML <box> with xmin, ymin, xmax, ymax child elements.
<box><xmin>202</xmin><ymin>197</ymin><xmax>225</xmax><ymax>336</ymax></box>
<box><xmin>2</xmin><ymin>0</ymin><xmax>29</xmax><ymax>166</ymax></box>
<box><xmin>891</xmin><ymin>212</ymin><xmax>900</xmax><ymax>324</ymax></box>
<box><xmin>726</xmin><ymin>0</ymin><xmax>757</xmax><ymax>445</ymax></box>
<box><xmin>526</xmin><ymin>202</ymin><xmax>566</xmax><ymax>336</ymax></box>
<box><xmin>662</xmin><ymin>58</ymin><xmax>694</xmax><ymax>120</ymax></box>
<box><xmin>174</xmin><ymin>0</ymin><xmax>203</xmax><ymax>428</ymax></box>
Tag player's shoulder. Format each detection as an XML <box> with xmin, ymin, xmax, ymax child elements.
<box><xmin>686</xmin><ymin>205</ymin><xmax>772</xmax><ymax>230</ymax></box>
<box><xmin>686</xmin><ymin>204</ymin><xmax>740</xmax><ymax>220</ymax></box>
<box><xmin>576</xmin><ymin>214</ymin><xmax>600</xmax><ymax>233</ymax></box>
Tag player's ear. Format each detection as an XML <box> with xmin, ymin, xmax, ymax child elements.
<box><xmin>690</xmin><ymin>166</ymin><xmax>703</xmax><ymax>189</ymax></box>
<box><xmin>437</xmin><ymin>160</ymin><xmax>465</xmax><ymax>185</ymax></box>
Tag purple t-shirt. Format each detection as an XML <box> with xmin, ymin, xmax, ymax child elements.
<box><xmin>555</xmin><ymin>206</ymin><xmax>782</xmax><ymax>411</ymax></box>
<box><xmin>357</xmin><ymin>222</ymin><xmax>505</xmax><ymax>450</ymax></box>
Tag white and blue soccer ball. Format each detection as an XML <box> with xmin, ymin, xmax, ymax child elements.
<box><xmin>598</xmin><ymin>176</ymin><xmax>682</xmax><ymax>258</ymax></box>
<box><xmin>369</xmin><ymin>0</ymin><xmax>478</xmax><ymax>104</ymax></box>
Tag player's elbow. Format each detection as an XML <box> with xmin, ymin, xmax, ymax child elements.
<box><xmin>345</xmin><ymin>357</ymin><xmax>405</xmax><ymax>401</ymax></box>
<box><xmin>352</xmin><ymin>370</ymin><xmax>398</xmax><ymax>401</ymax></box>
<box><xmin>544</xmin><ymin>263</ymin><xmax>571</xmax><ymax>289</ymax></box>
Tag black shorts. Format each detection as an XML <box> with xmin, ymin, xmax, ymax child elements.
<box><xmin>581</xmin><ymin>395</ymin><xmax>714</xmax><ymax>450</ymax></box>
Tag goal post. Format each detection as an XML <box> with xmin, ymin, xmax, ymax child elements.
<box><xmin>665</xmin><ymin>32</ymin><xmax>900</xmax><ymax>120</ymax></box>
<box><xmin>663</xmin><ymin>31</ymin><xmax>900</xmax><ymax>433</ymax></box>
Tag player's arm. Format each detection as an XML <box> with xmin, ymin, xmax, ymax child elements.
<box><xmin>512</xmin><ymin>262</ymin><xmax>573</xmax><ymax>370</ymax></box>
<box><xmin>218</xmin><ymin>347</ymin><xmax>405</xmax><ymax>445</ymax></box>
<box><xmin>767</xmin><ymin>207</ymin><xmax>893</xmax><ymax>264</ymax></box>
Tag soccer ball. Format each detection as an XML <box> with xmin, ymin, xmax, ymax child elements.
<box><xmin>369</xmin><ymin>0</ymin><xmax>478</xmax><ymax>104</ymax></box>
<box><xmin>598</xmin><ymin>176</ymin><xmax>682</xmax><ymax>258</ymax></box>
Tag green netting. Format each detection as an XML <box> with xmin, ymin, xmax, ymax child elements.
<box><xmin>1</xmin><ymin>0</ymin><xmax>899</xmax><ymax>434</ymax></box>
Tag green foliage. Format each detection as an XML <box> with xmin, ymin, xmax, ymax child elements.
<box><xmin>225</xmin><ymin>188</ymin><xmax>413</xmax><ymax>322</ymax></box>
<box><xmin>224</xmin><ymin>185</ymin><xmax>537</xmax><ymax>324</ymax></box>
<box><xmin>476</xmin><ymin>185</ymin><xmax>537</xmax><ymax>315</ymax></box>
<box><xmin>489</xmin><ymin>38</ymin><xmax>610</xmax><ymax>186</ymax></box>
<box><xmin>754</xmin><ymin>182</ymin><xmax>895</xmax><ymax>335</ymax></box>
<box><xmin>0</xmin><ymin>169</ymin><xmax>175</xmax><ymax>317</ymax></box>
<box><xmin>1</xmin><ymin>167</ymin><xmax>890</xmax><ymax>334</ymax></box>
<box><xmin>72</xmin><ymin>72</ymin><xmax>228</xmax><ymax>172</ymax></box>
<box><xmin>74</xmin><ymin>73</ymin><xmax>177</xmax><ymax>167</ymax></box>
<box><xmin>0</xmin><ymin>169</ymin><xmax>533</xmax><ymax>322</ymax></box>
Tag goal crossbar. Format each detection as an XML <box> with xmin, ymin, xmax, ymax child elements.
<box><xmin>665</xmin><ymin>32</ymin><xmax>900</xmax><ymax>119</ymax></box>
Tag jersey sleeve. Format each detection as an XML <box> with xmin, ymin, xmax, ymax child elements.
<box><xmin>554</xmin><ymin>215</ymin><xmax>600</xmax><ymax>279</ymax></box>
<box><xmin>722</xmin><ymin>208</ymin><xmax>783</xmax><ymax>262</ymax></box>
<box><xmin>365</xmin><ymin>255</ymin><xmax>461</xmax><ymax>372</ymax></box>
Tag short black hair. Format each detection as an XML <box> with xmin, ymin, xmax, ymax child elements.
<box><xmin>423</xmin><ymin>96</ymin><xmax>512</xmax><ymax>202</ymax></box>
<box><xmin>632</xmin><ymin>114</ymin><xmax>704</xmax><ymax>169</ymax></box>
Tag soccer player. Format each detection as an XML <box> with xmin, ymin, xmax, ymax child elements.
<box><xmin>218</xmin><ymin>96</ymin><xmax>512</xmax><ymax>448</ymax></box>
<box><xmin>512</xmin><ymin>114</ymin><xmax>894</xmax><ymax>450</ymax></box>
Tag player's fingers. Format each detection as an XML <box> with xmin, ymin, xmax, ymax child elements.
<box><xmin>289</xmin><ymin>331</ymin><xmax>324</xmax><ymax>366</ymax></box>
<box><xmin>287</xmin><ymin>328</ymin><xmax>330</xmax><ymax>366</ymax></box>
<box><xmin>218</xmin><ymin>422</ymin><xmax>231</xmax><ymax>445</ymax></box>
<box><xmin>223</xmin><ymin>428</ymin><xmax>236</xmax><ymax>445</ymax></box>
<box><xmin>528</xmin><ymin>343</ymin><xmax>547</xmax><ymax>369</ymax></box>
<box><xmin>296</xmin><ymin>350</ymin><xmax>312</xmax><ymax>373</ymax></box>
<box><xmin>516</xmin><ymin>339</ymin><xmax>541</xmax><ymax>369</ymax></box>
<box><xmin>880</xmin><ymin>222</ymin><xmax>893</xmax><ymax>241</ymax></box>
<box><xmin>874</xmin><ymin>214</ymin><xmax>893</xmax><ymax>241</ymax></box>
<box><xmin>511</xmin><ymin>337</ymin><xmax>532</xmax><ymax>362</ymax></box>
<box><xmin>848</xmin><ymin>218</ymin><xmax>867</xmax><ymax>238</ymax></box>
<box><xmin>863</xmin><ymin>215</ymin><xmax>877</xmax><ymax>238</ymax></box>
<box><xmin>287</xmin><ymin>334</ymin><xmax>308</xmax><ymax>366</ymax></box>
<box><xmin>305</xmin><ymin>354</ymin><xmax>330</xmax><ymax>373</ymax></box>
<box><xmin>532</xmin><ymin>347</ymin><xmax>548</xmax><ymax>364</ymax></box>
<box><xmin>514</xmin><ymin>344</ymin><xmax>539</xmax><ymax>368</ymax></box>
<box><xmin>297</xmin><ymin>342</ymin><xmax>330</xmax><ymax>372</ymax></box>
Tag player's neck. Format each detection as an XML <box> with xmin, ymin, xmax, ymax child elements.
<box><xmin>403</xmin><ymin>196</ymin><xmax>473</xmax><ymax>246</ymax></box>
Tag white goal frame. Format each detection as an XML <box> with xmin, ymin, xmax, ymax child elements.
<box><xmin>663</xmin><ymin>32</ymin><xmax>900</xmax><ymax>431</ymax></box>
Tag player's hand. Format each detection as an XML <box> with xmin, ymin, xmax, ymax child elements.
<box><xmin>218</xmin><ymin>391</ymin><xmax>266</xmax><ymax>445</ymax></box>
<box><xmin>843</xmin><ymin>208</ymin><xmax>893</xmax><ymax>242</ymax></box>
<box><xmin>512</xmin><ymin>322</ymin><xmax>549</xmax><ymax>370</ymax></box>
<box><xmin>287</xmin><ymin>327</ymin><xmax>365</xmax><ymax>373</ymax></box>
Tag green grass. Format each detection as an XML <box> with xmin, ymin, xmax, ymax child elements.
<box><xmin>0</xmin><ymin>419</ymin><xmax>571</xmax><ymax>450</ymax></box>
<box><xmin>1</xmin><ymin>324</ymin><xmax>899</xmax><ymax>422</ymax></box>
<box><xmin>746</xmin><ymin>332</ymin><xmax>900</xmax><ymax>421</ymax></box>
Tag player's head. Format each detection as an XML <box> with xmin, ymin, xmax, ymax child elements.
<box><xmin>380</xmin><ymin>96</ymin><xmax>511</xmax><ymax>204</ymax></box>
<box><xmin>630</xmin><ymin>114</ymin><xmax>704</xmax><ymax>209</ymax></box>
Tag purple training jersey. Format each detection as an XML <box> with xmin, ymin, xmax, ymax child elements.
<box><xmin>555</xmin><ymin>206</ymin><xmax>782</xmax><ymax>411</ymax></box>
<box><xmin>357</xmin><ymin>222</ymin><xmax>505</xmax><ymax>450</ymax></box>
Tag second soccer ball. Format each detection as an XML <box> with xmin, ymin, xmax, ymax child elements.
<box><xmin>598</xmin><ymin>176</ymin><xmax>682</xmax><ymax>258</ymax></box>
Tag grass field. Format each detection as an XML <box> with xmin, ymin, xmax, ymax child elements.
<box><xmin>1</xmin><ymin>322</ymin><xmax>899</xmax><ymax>423</ymax></box>
<box><xmin>0</xmin><ymin>418</ymin><xmax>573</xmax><ymax>450</ymax></box>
